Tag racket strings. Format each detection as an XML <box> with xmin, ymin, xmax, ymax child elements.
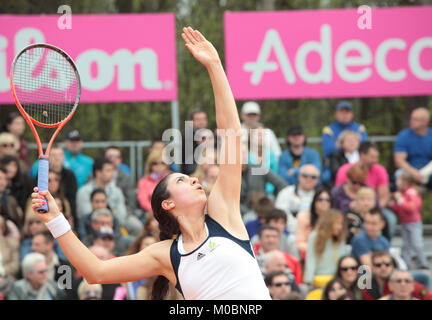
<box><xmin>12</xmin><ymin>46</ymin><xmax>78</xmax><ymax>125</ymax></box>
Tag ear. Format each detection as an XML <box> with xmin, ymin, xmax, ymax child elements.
<box><xmin>161</xmin><ymin>199</ymin><xmax>175</xmax><ymax>211</ymax></box>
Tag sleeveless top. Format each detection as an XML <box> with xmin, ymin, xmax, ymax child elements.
<box><xmin>170</xmin><ymin>214</ymin><xmax>271</xmax><ymax>300</ymax></box>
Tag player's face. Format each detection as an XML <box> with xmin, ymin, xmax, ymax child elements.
<box><xmin>166</xmin><ymin>173</ymin><xmax>207</xmax><ymax>212</ymax></box>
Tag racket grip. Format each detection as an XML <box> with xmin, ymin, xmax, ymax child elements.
<box><xmin>37</xmin><ymin>157</ymin><xmax>49</xmax><ymax>213</ymax></box>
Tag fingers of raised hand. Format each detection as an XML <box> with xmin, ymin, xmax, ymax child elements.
<box><xmin>182</xmin><ymin>27</ymin><xmax>197</xmax><ymax>45</ymax></box>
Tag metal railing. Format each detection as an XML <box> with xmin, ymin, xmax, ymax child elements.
<box><xmin>29</xmin><ymin>135</ymin><xmax>397</xmax><ymax>184</ymax></box>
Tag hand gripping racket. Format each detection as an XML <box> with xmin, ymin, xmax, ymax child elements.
<box><xmin>10</xmin><ymin>44</ymin><xmax>81</xmax><ymax>213</ymax></box>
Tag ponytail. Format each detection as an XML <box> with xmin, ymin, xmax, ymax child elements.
<box><xmin>150</xmin><ymin>173</ymin><xmax>180</xmax><ymax>300</ymax></box>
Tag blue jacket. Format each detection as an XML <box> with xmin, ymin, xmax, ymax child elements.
<box><xmin>321</xmin><ymin>121</ymin><xmax>368</xmax><ymax>158</ymax></box>
<box><xmin>278</xmin><ymin>147</ymin><xmax>322</xmax><ymax>185</ymax></box>
<box><xmin>63</xmin><ymin>150</ymin><xmax>94</xmax><ymax>189</ymax></box>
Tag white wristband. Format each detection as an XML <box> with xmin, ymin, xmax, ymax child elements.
<box><xmin>45</xmin><ymin>214</ymin><xmax>71</xmax><ymax>239</ymax></box>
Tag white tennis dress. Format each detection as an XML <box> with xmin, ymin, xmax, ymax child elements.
<box><xmin>170</xmin><ymin>214</ymin><xmax>271</xmax><ymax>300</ymax></box>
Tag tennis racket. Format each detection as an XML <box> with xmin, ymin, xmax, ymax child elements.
<box><xmin>10</xmin><ymin>43</ymin><xmax>81</xmax><ymax>213</ymax></box>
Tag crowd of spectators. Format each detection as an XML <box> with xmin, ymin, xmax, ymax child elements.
<box><xmin>0</xmin><ymin>101</ymin><xmax>431</xmax><ymax>300</ymax></box>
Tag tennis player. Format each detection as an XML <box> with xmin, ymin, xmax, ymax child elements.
<box><xmin>31</xmin><ymin>27</ymin><xmax>271</xmax><ymax>300</ymax></box>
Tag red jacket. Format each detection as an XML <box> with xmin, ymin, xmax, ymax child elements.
<box><xmin>253</xmin><ymin>243</ymin><xmax>303</xmax><ymax>285</ymax></box>
<box><xmin>137</xmin><ymin>174</ymin><xmax>167</xmax><ymax>212</ymax></box>
<box><xmin>362</xmin><ymin>278</ymin><xmax>432</xmax><ymax>300</ymax></box>
<box><xmin>389</xmin><ymin>186</ymin><xmax>422</xmax><ymax>224</ymax></box>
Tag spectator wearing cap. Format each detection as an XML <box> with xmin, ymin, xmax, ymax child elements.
<box><xmin>81</xmin><ymin>208</ymin><xmax>127</xmax><ymax>257</ymax></box>
<box><xmin>240</xmin><ymin>101</ymin><xmax>282</xmax><ymax>162</ymax></box>
<box><xmin>63</xmin><ymin>130</ymin><xmax>94</xmax><ymax>189</ymax></box>
<box><xmin>92</xmin><ymin>226</ymin><xmax>117</xmax><ymax>259</ymax></box>
<box><xmin>321</xmin><ymin>101</ymin><xmax>368</xmax><ymax>159</ymax></box>
<box><xmin>278</xmin><ymin>125</ymin><xmax>322</xmax><ymax>186</ymax></box>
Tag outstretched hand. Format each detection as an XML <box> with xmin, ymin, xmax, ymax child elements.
<box><xmin>31</xmin><ymin>187</ymin><xmax>61</xmax><ymax>223</ymax></box>
<box><xmin>182</xmin><ymin>27</ymin><xmax>221</xmax><ymax>67</ymax></box>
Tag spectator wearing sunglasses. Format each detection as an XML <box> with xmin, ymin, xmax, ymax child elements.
<box><xmin>8</xmin><ymin>252</ymin><xmax>64</xmax><ymax>300</ymax></box>
<box><xmin>78</xmin><ymin>279</ymin><xmax>102</xmax><ymax>300</ymax></box>
<box><xmin>296</xmin><ymin>187</ymin><xmax>332</xmax><ymax>261</ymax></box>
<box><xmin>379</xmin><ymin>270</ymin><xmax>418</xmax><ymax>300</ymax></box>
<box><xmin>275</xmin><ymin>164</ymin><xmax>320</xmax><ymax>233</ymax></box>
<box><xmin>362</xmin><ymin>250</ymin><xmax>432</xmax><ymax>300</ymax></box>
<box><xmin>278</xmin><ymin>126</ymin><xmax>322</xmax><ymax>186</ymax></box>
<box><xmin>334</xmin><ymin>255</ymin><xmax>362</xmax><ymax>300</ymax></box>
<box><xmin>265</xmin><ymin>270</ymin><xmax>294</xmax><ymax>300</ymax></box>
<box><xmin>334</xmin><ymin>142</ymin><xmax>397</xmax><ymax>240</ymax></box>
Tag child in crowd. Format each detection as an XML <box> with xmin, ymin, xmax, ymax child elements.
<box><xmin>390</xmin><ymin>172</ymin><xmax>429</xmax><ymax>270</ymax></box>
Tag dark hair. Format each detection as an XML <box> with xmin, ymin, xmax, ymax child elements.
<box><xmin>1</xmin><ymin>112</ymin><xmax>23</xmax><ymax>132</ymax></box>
<box><xmin>258</xmin><ymin>224</ymin><xmax>279</xmax><ymax>238</ymax></box>
<box><xmin>366</xmin><ymin>207</ymin><xmax>386</xmax><ymax>222</ymax></box>
<box><xmin>358</xmin><ymin>141</ymin><xmax>378</xmax><ymax>155</ymax></box>
<box><xmin>337</xmin><ymin>292</ymin><xmax>355</xmax><ymax>300</ymax></box>
<box><xmin>189</xmin><ymin>108</ymin><xmax>207</xmax><ymax>121</ymax></box>
<box><xmin>126</xmin><ymin>231</ymin><xmax>157</xmax><ymax>256</ymax></box>
<box><xmin>92</xmin><ymin>158</ymin><xmax>113</xmax><ymax>177</ymax></box>
<box><xmin>34</xmin><ymin>230</ymin><xmax>54</xmax><ymax>244</ymax></box>
<box><xmin>104</xmin><ymin>145</ymin><xmax>121</xmax><ymax>156</ymax></box>
<box><xmin>310</xmin><ymin>187</ymin><xmax>332</xmax><ymax>229</ymax></box>
<box><xmin>371</xmin><ymin>250</ymin><xmax>393</xmax><ymax>265</ymax></box>
<box><xmin>90</xmin><ymin>188</ymin><xmax>107</xmax><ymax>202</ymax></box>
<box><xmin>265</xmin><ymin>208</ymin><xmax>287</xmax><ymax>224</ymax></box>
<box><xmin>264</xmin><ymin>270</ymin><xmax>289</xmax><ymax>287</ymax></box>
<box><xmin>322</xmin><ymin>277</ymin><xmax>346</xmax><ymax>300</ymax></box>
<box><xmin>335</xmin><ymin>255</ymin><xmax>360</xmax><ymax>280</ymax></box>
<box><xmin>0</xmin><ymin>155</ymin><xmax>22</xmax><ymax>182</ymax></box>
<box><xmin>150</xmin><ymin>173</ymin><xmax>179</xmax><ymax>300</ymax></box>
<box><xmin>253</xmin><ymin>195</ymin><xmax>274</xmax><ymax>218</ymax></box>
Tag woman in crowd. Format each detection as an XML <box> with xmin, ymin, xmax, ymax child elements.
<box><xmin>0</xmin><ymin>167</ymin><xmax>22</xmax><ymax>235</ymax></box>
<box><xmin>137</xmin><ymin>150</ymin><xmax>171</xmax><ymax>213</ymax></box>
<box><xmin>296</xmin><ymin>187</ymin><xmax>332</xmax><ymax>261</ymax></box>
<box><xmin>0</xmin><ymin>215</ymin><xmax>19</xmax><ymax>279</ymax></box>
<box><xmin>304</xmin><ymin>209</ymin><xmax>347</xmax><ymax>287</ymax></box>
<box><xmin>322</xmin><ymin>277</ymin><xmax>349</xmax><ymax>300</ymax></box>
<box><xmin>1</xmin><ymin>112</ymin><xmax>29</xmax><ymax>167</ymax></box>
<box><xmin>334</xmin><ymin>255</ymin><xmax>362</xmax><ymax>300</ymax></box>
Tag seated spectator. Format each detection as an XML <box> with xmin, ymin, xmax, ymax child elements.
<box><xmin>393</xmin><ymin>107</ymin><xmax>432</xmax><ymax>187</ymax></box>
<box><xmin>264</xmin><ymin>209</ymin><xmax>298</xmax><ymax>259</ymax></box>
<box><xmin>91</xmin><ymin>226</ymin><xmax>118</xmax><ymax>259</ymax></box>
<box><xmin>0</xmin><ymin>132</ymin><xmax>28</xmax><ymax>175</ymax></box>
<box><xmin>296</xmin><ymin>187</ymin><xmax>332</xmax><ymax>261</ymax></box>
<box><xmin>240</xmin><ymin>101</ymin><xmax>281</xmax><ymax>162</ymax></box>
<box><xmin>124</xmin><ymin>231</ymin><xmax>158</xmax><ymax>300</ymax></box>
<box><xmin>265</xmin><ymin>270</ymin><xmax>294</xmax><ymax>300</ymax></box>
<box><xmin>52</xmin><ymin>194</ymin><xmax>73</xmax><ymax>232</ymax></box>
<box><xmin>77</xmin><ymin>188</ymin><xmax>121</xmax><ymax>240</ymax></box>
<box><xmin>104</xmin><ymin>146</ymin><xmax>137</xmax><ymax>221</ymax></box>
<box><xmin>20</xmin><ymin>210</ymin><xmax>67</xmax><ymax>263</ymax></box>
<box><xmin>254</xmin><ymin>225</ymin><xmax>302</xmax><ymax>285</ymax></box>
<box><xmin>335</xmin><ymin>141</ymin><xmax>397</xmax><ymax>239</ymax></box>
<box><xmin>322</xmin><ymin>278</ymin><xmax>348</xmax><ymax>300</ymax></box>
<box><xmin>278</xmin><ymin>126</ymin><xmax>322</xmax><ymax>186</ymax></box>
<box><xmin>148</xmin><ymin>140</ymin><xmax>179</xmax><ymax>173</ymax></box>
<box><xmin>0</xmin><ymin>155</ymin><xmax>32</xmax><ymax>213</ymax></box>
<box><xmin>245</xmin><ymin>193</ymin><xmax>274</xmax><ymax>239</ymax></box>
<box><xmin>143</xmin><ymin>212</ymin><xmax>160</xmax><ymax>241</ymax></box>
<box><xmin>321</xmin><ymin>100</ymin><xmax>368</xmax><ymax>159</ymax></box>
<box><xmin>63</xmin><ymin>130</ymin><xmax>94</xmax><ymax>189</ymax></box>
<box><xmin>0</xmin><ymin>215</ymin><xmax>19</xmax><ymax>279</ymax></box>
<box><xmin>0</xmin><ymin>263</ymin><xmax>14</xmax><ymax>299</ymax></box>
<box><xmin>331</xmin><ymin>163</ymin><xmax>369</xmax><ymax>215</ymax></box>
<box><xmin>138</xmin><ymin>150</ymin><xmax>171</xmax><ymax>214</ymax></box>
<box><xmin>389</xmin><ymin>172</ymin><xmax>429</xmax><ymax>270</ymax></box>
<box><xmin>1</xmin><ymin>112</ymin><xmax>29</xmax><ymax>167</ymax></box>
<box><xmin>334</xmin><ymin>255</ymin><xmax>362</xmax><ymax>300</ymax></box>
<box><xmin>0</xmin><ymin>167</ymin><xmax>23</xmax><ymax>233</ymax></box>
<box><xmin>248</xmin><ymin>126</ymin><xmax>278</xmax><ymax>194</ymax></box>
<box><xmin>81</xmin><ymin>208</ymin><xmax>127</xmax><ymax>257</ymax></box>
<box><xmin>77</xmin><ymin>279</ymin><xmax>103</xmax><ymax>300</ymax></box>
<box><xmin>30</xmin><ymin>145</ymin><xmax>78</xmax><ymax>220</ymax></box>
<box><xmin>240</xmin><ymin>144</ymin><xmax>287</xmax><ymax>215</ymax></box>
<box><xmin>323</xmin><ymin>130</ymin><xmax>361</xmax><ymax>187</ymax></box>
<box><xmin>304</xmin><ymin>209</ymin><xmax>347</xmax><ymax>286</ymax></box>
<box><xmin>77</xmin><ymin>158</ymin><xmax>141</xmax><ymax>236</ymax></box>
<box><xmin>362</xmin><ymin>250</ymin><xmax>432</xmax><ymax>300</ymax></box>
<box><xmin>346</xmin><ymin>187</ymin><xmax>390</xmax><ymax>243</ymax></box>
<box><xmin>8</xmin><ymin>252</ymin><xmax>64</xmax><ymax>300</ymax></box>
<box><xmin>351</xmin><ymin>208</ymin><xmax>389</xmax><ymax>268</ymax></box>
<box><xmin>47</xmin><ymin>170</ymin><xmax>73</xmax><ymax>228</ymax></box>
<box><xmin>201</xmin><ymin>164</ymin><xmax>219</xmax><ymax>196</ymax></box>
<box><xmin>275</xmin><ymin>164</ymin><xmax>319</xmax><ymax>233</ymax></box>
<box><xmin>379</xmin><ymin>270</ymin><xmax>419</xmax><ymax>300</ymax></box>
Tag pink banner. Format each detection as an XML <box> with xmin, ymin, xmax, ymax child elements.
<box><xmin>0</xmin><ymin>13</ymin><xmax>177</xmax><ymax>103</ymax></box>
<box><xmin>224</xmin><ymin>7</ymin><xmax>432</xmax><ymax>100</ymax></box>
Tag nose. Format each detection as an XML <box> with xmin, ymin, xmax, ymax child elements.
<box><xmin>190</xmin><ymin>177</ymin><xmax>198</xmax><ymax>185</ymax></box>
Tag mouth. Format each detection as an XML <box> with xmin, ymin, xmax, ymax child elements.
<box><xmin>195</xmin><ymin>184</ymin><xmax>204</xmax><ymax>191</ymax></box>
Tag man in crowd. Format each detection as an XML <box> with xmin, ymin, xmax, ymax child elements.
<box><xmin>321</xmin><ymin>100</ymin><xmax>368</xmax><ymax>158</ymax></box>
<box><xmin>394</xmin><ymin>107</ymin><xmax>432</xmax><ymax>187</ymax></box>
<box><xmin>278</xmin><ymin>126</ymin><xmax>321</xmax><ymax>186</ymax></box>
<box><xmin>265</xmin><ymin>270</ymin><xmax>294</xmax><ymax>300</ymax></box>
<box><xmin>379</xmin><ymin>270</ymin><xmax>417</xmax><ymax>300</ymax></box>
<box><xmin>63</xmin><ymin>130</ymin><xmax>94</xmax><ymax>189</ymax></box>
<box><xmin>362</xmin><ymin>250</ymin><xmax>432</xmax><ymax>300</ymax></box>
<box><xmin>275</xmin><ymin>164</ymin><xmax>319</xmax><ymax>233</ymax></box>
